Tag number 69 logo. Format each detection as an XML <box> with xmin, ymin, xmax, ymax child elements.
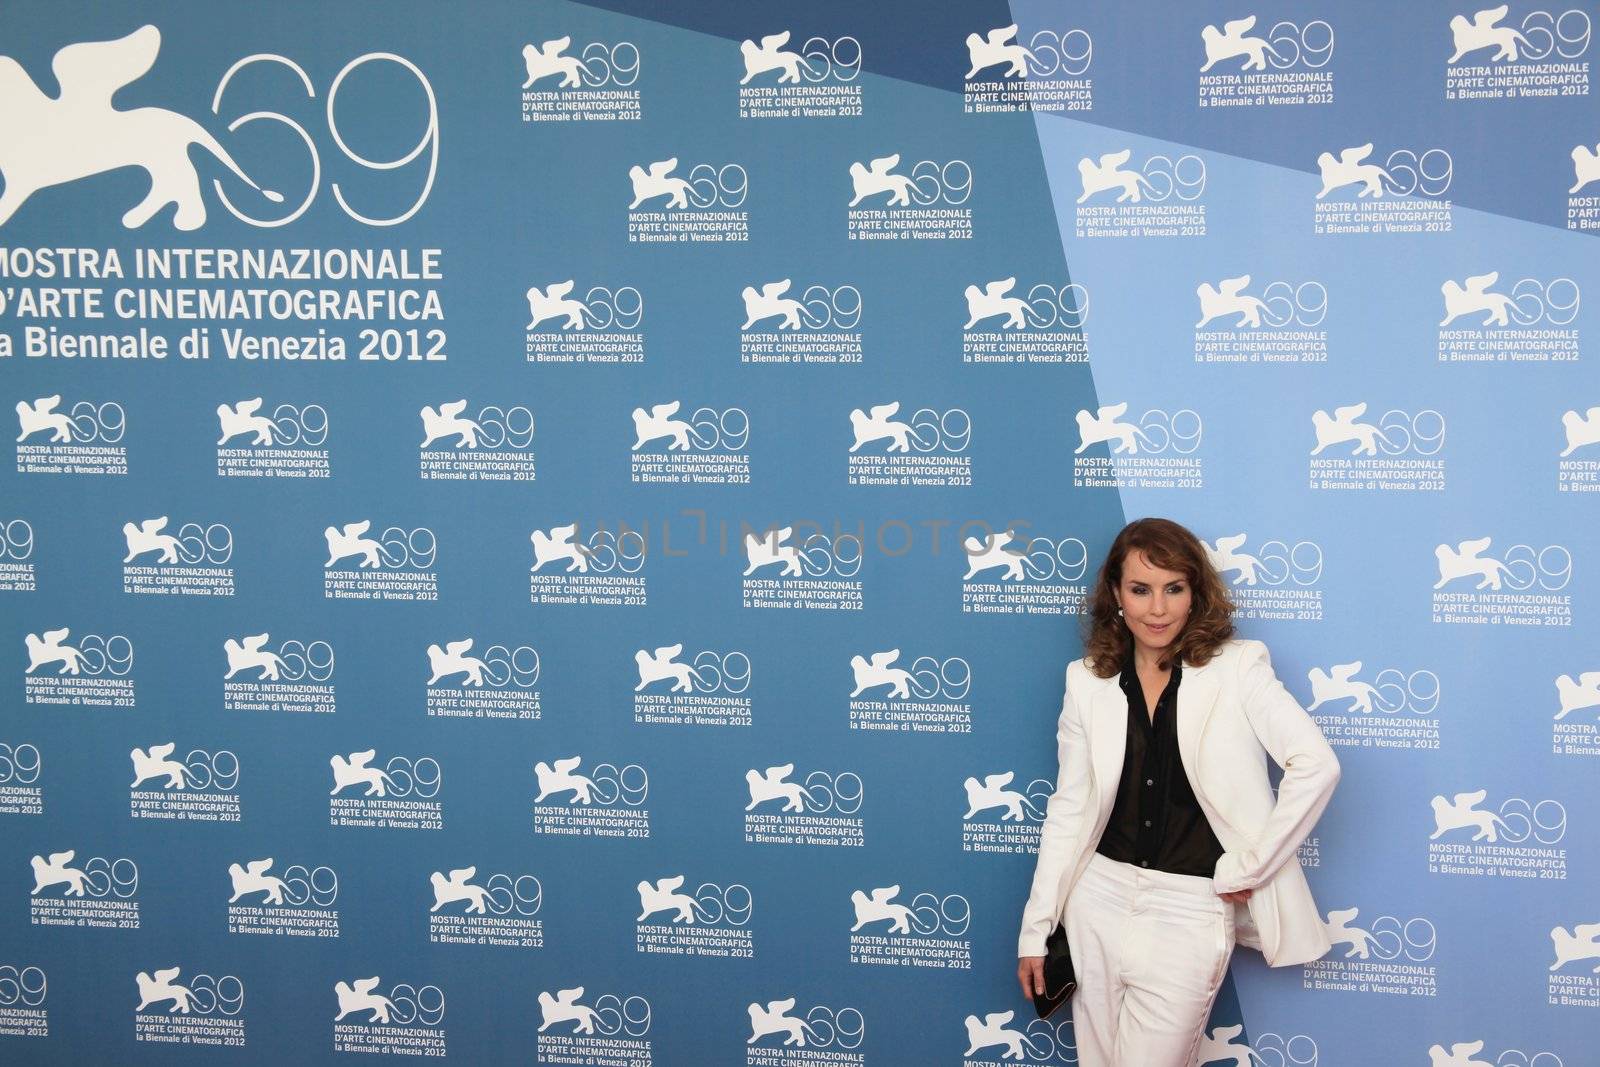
<box><xmin>256</xmin><ymin>404</ymin><xmax>330</xmax><ymax>447</ymax></box>
<box><xmin>793</xmin><ymin>37</ymin><xmax>864</xmax><ymax>82</ymax></box>
<box><xmin>574</xmin><ymin>41</ymin><xmax>642</xmax><ymax>87</ymax></box>
<box><xmin>910</xmin><ymin>160</ymin><xmax>973</xmax><ymax>205</ymax></box>
<box><xmin>184</xmin><ymin>749</ymin><xmax>242</xmax><ymax>793</ymax></box>
<box><xmin>75</xmin><ymin>857</ymin><xmax>141</xmax><ymax>899</ymax></box>
<box><xmin>797</xmin><ymin>285</ymin><xmax>863</xmax><ymax>330</ymax></box>
<box><xmin>0</xmin><ymin>966</ymin><xmax>46</xmax><ymax>1007</ymax></box>
<box><xmin>1260</xmin><ymin>21</ymin><xmax>1335</xmax><ymax>68</ymax></box>
<box><xmin>0</xmin><ymin>520</ymin><xmax>35</xmax><ymax>561</ymax></box>
<box><xmin>65</xmin><ymin>402</ymin><xmax>128</xmax><ymax>444</ymax></box>
<box><xmin>687</xmin><ymin>164</ymin><xmax>748</xmax><ymax>208</ymax></box>
<box><xmin>1253</xmin><ymin>1033</ymin><xmax>1319</xmax><ymax>1067</ymax></box>
<box><xmin>908</xmin><ymin>891</ymin><xmax>971</xmax><ymax>936</ymax></box>
<box><xmin>279</xmin><ymin>865</ymin><xmax>340</xmax><ymax>907</ymax></box>
<box><xmin>797</xmin><ymin>531</ymin><xmax>865</xmax><ymax>577</ymax></box>
<box><xmin>384</xmin><ymin>756</ymin><xmax>443</xmax><ymax>799</ymax></box>
<box><xmin>590</xmin><ymin>992</ymin><xmax>652</xmax><ymax>1037</ymax></box>
<box><xmin>182</xmin><ymin>973</ymin><xmax>245</xmax><ymax>1016</ymax></box>
<box><xmin>0</xmin><ymin>744</ymin><xmax>41</xmax><ymax>785</ymax></box>
<box><xmin>1381</xmin><ymin>148</ymin><xmax>1453</xmax><ymax>198</ymax></box>
<box><xmin>211</xmin><ymin>52</ymin><xmax>438</xmax><ymax>227</ymax></box>
<box><xmin>1497</xmin><ymin>798</ymin><xmax>1567</xmax><ymax>844</ymax></box>
<box><xmin>350</xmin><ymin>527</ymin><xmax>439</xmax><ymax>570</ymax></box>
<box><xmin>1489</xmin><ymin>1051</ymin><xmax>1565</xmax><ymax>1067</ymax></box>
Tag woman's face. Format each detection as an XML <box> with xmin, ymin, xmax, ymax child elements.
<box><xmin>1116</xmin><ymin>549</ymin><xmax>1192</xmax><ymax>659</ymax></box>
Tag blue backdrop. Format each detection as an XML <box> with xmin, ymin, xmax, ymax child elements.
<box><xmin>1</xmin><ymin>2</ymin><xmax>1596</xmax><ymax>1064</ymax></box>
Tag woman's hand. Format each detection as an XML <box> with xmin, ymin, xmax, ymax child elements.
<box><xmin>1219</xmin><ymin>888</ymin><xmax>1252</xmax><ymax>904</ymax></box>
<box><xmin>1017</xmin><ymin>955</ymin><xmax>1046</xmax><ymax>998</ymax></box>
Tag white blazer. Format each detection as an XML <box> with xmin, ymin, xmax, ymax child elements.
<box><xmin>1017</xmin><ymin>637</ymin><xmax>1341</xmax><ymax>967</ymax></box>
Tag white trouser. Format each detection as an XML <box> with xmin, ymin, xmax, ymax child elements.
<box><xmin>1063</xmin><ymin>851</ymin><xmax>1236</xmax><ymax>1067</ymax></box>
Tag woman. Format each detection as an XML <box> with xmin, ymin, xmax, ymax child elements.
<box><xmin>1015</xmin><ymin>517</ymin><xmax>1340</xmax><ymax>1066</ymax></box>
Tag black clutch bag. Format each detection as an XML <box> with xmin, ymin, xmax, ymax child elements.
<box><xmin>1031</xmin><ymin>921</ymin><xmax>1077</xmax><ymax>1019</ymax></box>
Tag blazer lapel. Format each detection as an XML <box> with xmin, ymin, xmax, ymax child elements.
<box><xmin>1086</xmin><ymin>651</ymin><xmax>1222</xmax><ymax>805</ymax></box>
<box><xmin>1175</xmin><ymin>654</ymin><xmax>1221</xmax><ymax>800</ymax></box>
<box><xmin>1086</xmin><ymin>678</ymin><xmax>1127</xmax><ymax>793</ymax></box>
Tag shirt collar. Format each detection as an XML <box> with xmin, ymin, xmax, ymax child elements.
<box><xmin>1118</xmin><ymin>641</ymin><xmax>1183</xmax><ymax>688</ymax></box>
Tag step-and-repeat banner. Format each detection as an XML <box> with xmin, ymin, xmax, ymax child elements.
<box><xmin>1</xmin><ymin>1</ymin><xmax>1596</xmax><ymax>1064</ymax></box>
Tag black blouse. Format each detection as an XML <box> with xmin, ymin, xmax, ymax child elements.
<box><xmin>1093</xmin><ymin>645</ymin><xmax>1225</xmax><ymax>878</ymax></box>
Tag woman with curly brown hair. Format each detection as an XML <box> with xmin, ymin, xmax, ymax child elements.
<box><xmin>1015</xmin><ymin>517</ymin><xmax>1340</xmax><ymax>1067</ymax></box>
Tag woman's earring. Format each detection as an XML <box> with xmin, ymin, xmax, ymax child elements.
<box><xmin>1116</xmin><ymin>608</ymin><xmax>1124</xmax><ymax>617</ymax></box>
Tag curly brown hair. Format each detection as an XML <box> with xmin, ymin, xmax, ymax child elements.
<box><xmin>1081</xmin><ymin>517</ymin><xmax>1236</xmax><ymax>678</ymax></box>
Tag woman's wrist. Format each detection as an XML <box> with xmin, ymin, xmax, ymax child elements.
<box><xmin>1211</xmin><ymin>849</ymin><xmax>1254</xmax><ymax>894</ymax></box>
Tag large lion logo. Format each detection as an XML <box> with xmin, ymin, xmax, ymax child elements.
<box><xmin>0</xmin><ymin>24</ymin><xmax>280</xmax><ymax>229</ymax></box>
